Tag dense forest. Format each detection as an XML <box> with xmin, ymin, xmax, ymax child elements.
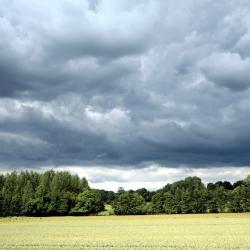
<box><xmin>0</xmin><ymin>170</ymin><xmax>249</xmax><ymax>216</ymax></box>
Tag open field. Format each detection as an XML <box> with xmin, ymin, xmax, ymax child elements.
<box><xmin>0</xmin><ymin>214</ymin><xmax>250</xmax><ymax>249</ymax></box>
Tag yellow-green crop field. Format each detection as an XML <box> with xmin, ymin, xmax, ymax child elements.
<box><xmin>0</xmin><ymin>213</ymin><xmax>250</xmax><ymax>249</ymax></box>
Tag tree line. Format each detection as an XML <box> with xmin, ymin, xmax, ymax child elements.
<box><xmin>0</xmin><ymin>170</ymin><xmax>249</xmax><ymax>216</ymax></box>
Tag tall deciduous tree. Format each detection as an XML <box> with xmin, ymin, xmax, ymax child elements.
<box><xmin>70</xmin><ymin>190</ymin><xmax>104</xmax><ymax>215</ymax></box>
<box><xmin>112</xmin><ymin>191</ymin><xmax>146</xmax><ymax>215</ymax></box>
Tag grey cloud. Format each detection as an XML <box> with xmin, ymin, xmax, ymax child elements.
<box><xmin>0</xmin><ymin>0</ymin><xmax>149</xmax><ymax>98</ymax></box>
<box><xmin>88</xmin><ymin>0</ymin><xmax>99</xmax><ymax>12</ymax></box>
<box><xmin>200</xmin><ymin>52</ymin><xmax>250</xmax><ymax>91</ymax></box>
<box><xmin>1</xmin><ymin>0</ymin><xmax>250</xmax><ymax>172</ymax></box>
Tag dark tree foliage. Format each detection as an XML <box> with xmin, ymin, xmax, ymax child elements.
<box><xmin>0</xmin><ymin>171</ymin><xmax>250</xmax><ymax>216</ymax></box>
<box><xmin>135</xmin><ymin>188</ymin><xmax>152</xmax><ymax>202</ymax></box>
<box><xmin>232</xmin><ymin>180</ymin><xmax>244</xmax><ymax>189</ymax></box>
<box><xmin>215</xmin><ymin>181</ymin><xmax>234</xmax><ymax>190</ymax></box>
<box><xmin>95</xmin><ymin>189</ymin><xmax>116</xmax><ymax>204</ymax></box>
<box><xmin>0</xmin><ymin>170</ymin><xmax>99</xmax><ymax>217</ymax></box>
<box><xmin>149</xmin><ymin>176</ymin><xmax>250</xmax><ymax>215</ymax></box>
<box><xmin>151</xmin><ymin>191</ymin><xmax>166</xmax><ymax>214</ymax></box>
<box><xmin>206</xmin><ymin>186</ymin><xmax>229</xmax><ymax>213</ymax></box>
<box><xmin>112</xmin><ymin>191</ymin><xmax>146</xmax><ymax>215</ymax></box>
<box><xmin>163</xmin><ymin>192</ymin><xmax>176</xmax><ymax>214</ymax></box>
<box><xmin>151</xmin><ymin>177</ymin><xmax>207</xmax><ymax>214</ymax></box>
<box><xmin>70</xmin><ymin>190</ymin><xmax>104</xmax><ymax>215</ymax></box>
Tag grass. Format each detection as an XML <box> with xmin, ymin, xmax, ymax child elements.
<box><xmin>0</xmin><ymin>213</ymin><xmax>250</xmax><ymax>249</ymax></box>
<box><xmin>98</xmin><ymin>204</ymin><xmax>115</xmax><ymax>216</ymax></box>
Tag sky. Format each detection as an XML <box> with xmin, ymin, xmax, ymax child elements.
<box><xmin>1</xmin><ymin>0</ymin><xmax>250</xmax><ymax>191</ymax></box>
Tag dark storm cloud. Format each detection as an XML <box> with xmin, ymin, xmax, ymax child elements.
<box><xmin>200</xmin><ymin>52</ymin><xmax>250</xmax><ymax>91</ymax></box>
<box><xmin>1</xmin><ymin>0</ymin><xmax>250</xmax><ymax>170</ymax></box>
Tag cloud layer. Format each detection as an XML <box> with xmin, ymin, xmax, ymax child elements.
<box><xmin>1</xmin><ymin>0</ymin><xmax>250</xmax><ymax>186</ymax></box>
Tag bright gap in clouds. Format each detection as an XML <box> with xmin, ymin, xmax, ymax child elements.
<box><xmin>53</xmin><ymin>165</ymin><xmax>250</xmax><ymax>191</ymax></box>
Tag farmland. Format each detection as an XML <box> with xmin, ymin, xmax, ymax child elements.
<box><xmin>0</xmin><ymin>214</ymin><xmax>250</xmax><ymax>249</ymax></box>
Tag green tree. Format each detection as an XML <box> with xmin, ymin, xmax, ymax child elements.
<box><xmin>70</xmin><ymin>190</ymin><xmax>104</xmax><ymax>215</ymax></box>
<box><xmin>239</xmin><ymin>177</ymin><xmax>250</xmax><ymax>212</ymax></box>
<box><xmin>228</xmin><ymin>188</ymin><xmax>242</xmax><ymax>212</ymax></box>
<box><xmin>112</xmin><ymin>191</ymin><xmax>146</xmax><ymax>215</ymax></box>
<box><xmin>58</xmin><ymin>191</ymin><xmax>76</xmax><ymax>215</ymax></box>
<box><xmin>2</xmin><ymin>172</ymin><xmax>18</xmax><ymax>216</ymax></box>
<box><xmin>21</xmin><ymin>180</ymin><xmax>35</xmax><ymax>215</ymax></box>
<box><xmin>80</xmin><ymin>177</ymin><xmax>89</xmax><ymax>192</ymax></box>
<box><xmin>181</xmin><ymin>189</ymin><xmax>207</xmax><ymax>213</ymax></box>
<box><xmin>49</xmin><ymin>171</ymin><xmax>72</xmax><ymax>215</ymax></box>
<box><xmin>206</xmin><ymin>186</ymin><xmax>228</xmax><ymax>213</ymax></box>
<box><xmin>163</xmin><ymin>192</ymin><xmax>176</xmax><ymax>214</ymax></box>
<box><xmin>29</xmin><ymin>184</ymin><xmax>51</xmax><ymax>216</ymax></box>
<box><xmin>151</xmin><ymin>191</ymin><xmax>166</xmax><ymax>214</ymax></box>
<box><xmin>136</xmin><ymin>188</ymin><xmax>152</xmax><ymax>202</ymax></box>
<box><xmin>0</xmin><ymin>175</ymin><xmax>5</xmax><ymax>216</ymax></box>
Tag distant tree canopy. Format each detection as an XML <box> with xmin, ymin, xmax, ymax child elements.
<box><xmin>0</xmin><ymin>170</ymin><xmax>102</xmax><ymax>217</ymax></box>
<box><xmin>70</xmin><ymin>189</ymin><xmax>104</xmax><ymax>215</ymax></box>
<box><xmin>149</xmin><ymin>176</ymin><xmax>248</xmax><ymax>214</ymax></box>
<box><xmin>112</xmin><ymin>176</ymin><xmax>249</xmax><ymax>215</ymax></box>
<box><xmin>0</xmin><ymin>171</ymin><xmax>249</xmax><ymax>216</ymax></box>
<box><xmin>112</xmin><ymin>190</ymin><xmax>146</xmax><ymax>215</ymax></box>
